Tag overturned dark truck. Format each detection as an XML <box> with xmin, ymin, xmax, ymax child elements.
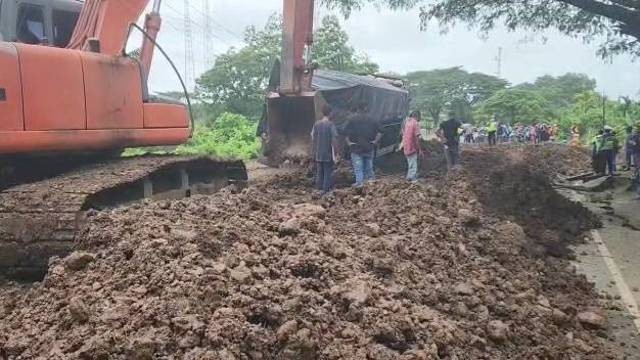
<box><xmin>260</xmin><ymin>68</ymin><xmax>410</xmax><ymax>165</ymax></box>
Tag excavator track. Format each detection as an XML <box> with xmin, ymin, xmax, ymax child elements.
<box><xmin>0</xmin><ymin>156</ymin><xmax>247</xmax><ymax>281</ymax></box>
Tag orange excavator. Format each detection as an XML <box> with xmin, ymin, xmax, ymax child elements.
<box><xmin>0</xmin><ymin>0</ymin><xmax>190</xmax><ymax>154</ymax></box>
<box><xmin>262</xmin><ymin>0</ymin><xmax>409</xmax><ymax>165</ymax></box>
<box><xmin>0</xmin><ymin>0</ymin><xmax>246</xmax><ymax>280</ymax></box>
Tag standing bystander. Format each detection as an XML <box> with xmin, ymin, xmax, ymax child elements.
<box><xmin>402</xmin><ymin>111</ymin><xmax>423</xmax><ymax>182</ymax></box>
<box><xmin>624</xmin><ymin>126</ymin><xmax>635</xmax><ymax>171</ymax></box>
<box><xmin>437</xmin><ymin>114</ymin><xmax>463</xmax><ymax>171</ymax></box>
<box><xmin>345</xmin><ymin>106</ymin><xmax>383</xmax><ymax>187</ymax></box>
<box><xmin>311</xmin><ymin>105</ymin><xmax>339</xmax><ymax>195</ymax></box>
<box><xmin>600</xmin><ymin>126</ymin><xmax>619</xmax><ymax>176</ymax></box>
<box><xmin>487</xmin><ymin>117</ymin><xmax>498</xmax><ymax>146</ymax></box>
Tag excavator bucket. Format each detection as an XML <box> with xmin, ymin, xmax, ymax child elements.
<box><xmin>264</xmin><ymin>93</ymin><xmax>317</xmax><ymax>165</ymax></box>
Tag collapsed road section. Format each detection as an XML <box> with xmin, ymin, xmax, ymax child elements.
<box><xmin>0</xmin><ymin>156</ymin><xmax>247</xmax><ymax>282</ymax></box>
<box><xmin>0</xmin><ymin>145</ymin><xmax>630</xmax><ymax>359</ymax></box>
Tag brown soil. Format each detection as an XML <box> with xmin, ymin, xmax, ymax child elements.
<box><xmin>457</xmin><ymin>145</ymin><xmax>598</xmax><ymax>258</ymax></box>
<box><xmin>0</xmin><ymin>145</ymin><xmax>622</xmax><ymax>359</ymax></box>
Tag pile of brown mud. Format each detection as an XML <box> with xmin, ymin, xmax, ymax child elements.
<box><xmin>0</xmin><ymin>156</ymin><xmax>619</xmax><ymax>359</ymax></box>
<box><xmin>458</xmin><ymin>146</ymin><xmax>598</xmax><ymax>258</ymax></box>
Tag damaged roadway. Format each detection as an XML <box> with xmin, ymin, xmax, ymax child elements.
<box><xmin>0</xmin><ymin>144</ymin><xmax>636</xmax><ymax>359</ymax></box>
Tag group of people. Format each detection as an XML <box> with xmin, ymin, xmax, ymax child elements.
<box><xmin>311</xmin><ymin>106</ymin><xmax>462</xmax><ymax>195</ymax></box>
<box><xmin>401</xmin><ymin>111</ymin><xmax>462</xmax><ymax>181</ymax></box>
<box><xmin>460</xmin><ymin>122</ymin><xmax>559</xmax><ymax>145</ymax></box>
<box><xmin>310</xmin><ymin>104</ymin><xmax>383</xmax><ymax>195</ymax></box>
<box><xmin>591</xmin><ymin>126</ymin><xmax>620</xmax><ymax>176</ymax></box>
<box><xmin>592</xmin><ymin>125</ymin><xmax>640</xmax><ymax>177</ymax></box>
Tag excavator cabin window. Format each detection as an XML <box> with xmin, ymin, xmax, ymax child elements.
<box><xmin>52</xmin><ymin>9</ymin><xmax>78</xmax><ymax>47</ymax></box>
<box><xmin>16</xmin><ymin>4</ymin><xmax>46</xmax><ymax>45</ymax></box>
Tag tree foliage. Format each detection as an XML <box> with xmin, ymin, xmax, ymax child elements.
<box><xmin>557</xmin><ymin>91</ymin><xmax>640</xmax><ymax>142</ymax></box>
<box><xmin>476</xmin><ymin>89</ymin><xmax>552</xmax><ymax>124</ymax></box>
<box><xmin>196</xmin><ymin>14</ymin><xmax>379</xmax><ymax>120</ymax></box>
<box><xmin>515</xmin><ymin>73</ymin><xmax>597</xmax><ymax>111</ymax></box>
<box><xmin>406</xmin><ymin>67</ymin><xmax>508</xmax><ymax>125</ymax></box>
<box><xmin>314</xmin><ymin>15</ymin><xmax>380</xmax><ymax>74</ymax></box>
<box><xmin>196</xmin><ymin>15</ymin><xmax>281</xmax><ymax>120</ymax></box>
<box><xmin>323</xmin><ymin>0</ymin><xmax>640</xmax><ymax>57</ymax></box>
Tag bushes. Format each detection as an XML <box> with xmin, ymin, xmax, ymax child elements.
<box><xmin>176</xmin><ymin>112</ymin><xmax>261</xmax><ymax>159</ymax></box>
<box><xmin>123</xmin><ymin>112</ymin><xmax>261</xmax><ymax>160</ymax></box>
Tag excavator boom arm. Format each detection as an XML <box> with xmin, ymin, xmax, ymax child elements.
<box><xmin>67</xmin><ymin>0</ymin><xmax>150</xmax><ymax>55</ymax></box>
<box><xmin>281</xmin><ymin>0</ymin><xmax>315</xmax><ymax>94</ymax></box>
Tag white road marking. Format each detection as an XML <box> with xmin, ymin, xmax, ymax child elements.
<box><xmin>592</xmin><ymin>230</ymin><xmax>640</xmax><ymax>333</ymax></box>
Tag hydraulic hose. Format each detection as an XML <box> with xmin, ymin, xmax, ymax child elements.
<box><xmin>128</xmin><ymin>23</ymin><xmax>195</xmax><ymax>135</ymax></box>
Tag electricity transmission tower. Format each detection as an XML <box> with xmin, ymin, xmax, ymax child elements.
<box><xmin>183</xmin><ymin>0</ymin><xmax>196</xmax><ymax>89</ymax></box>
<box><xmin>202</xmin><ymin>0</ymin><xmax>213</xmax><ymax>67</ymax></box>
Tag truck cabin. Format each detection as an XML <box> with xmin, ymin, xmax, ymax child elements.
<box><xmin>0</xmin><ymin>0</ymin><xmax>83</xmax><ymax>47</ymax></box>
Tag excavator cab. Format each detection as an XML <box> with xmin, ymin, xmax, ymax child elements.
<box><xmin>0</xmin><ymin>0</ymin><xmax>82</xmax><ymax>47</ymax></box>
<box><xmin>0</xmin><ymin>0</ymin><xmax>193</xmax><ymax>155</ymax></box>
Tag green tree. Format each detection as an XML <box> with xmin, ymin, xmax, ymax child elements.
<box><xmin>476</xmin><ymin>89</ymin><xmax>551</xmax><ymax>124</ymax></box>
<box><xmin>196</xmin><ymin>14</ymin><xmax>379</xmax><ymax>120</ymax></box>
<box><xmin>196</xmin><ymin>15</ymin><xmax>282</xmax><ymax>120</ymax></box>
<box><xmin>314</xmin><ymin>15</ymin><xmax>379</xmax><ymax>73</ymax></box>
<box><xmin>323</xmin><ymin>0</ymin><xmax>640</xmax><ymax>57</ymax></box>
<box><xmin>515</xmin><ymin>73</ymin><xmax>597</xmax><ymax>114</ymax></box>
<box><xmin>406</xmin><ymin>67</ymin><xmax>507</xmax><ymax>125</ymax></box>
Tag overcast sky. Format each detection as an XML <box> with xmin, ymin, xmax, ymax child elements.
<box><xmin>144</xmin><ymin>0</ymin><xmax>639</xmax><ymax>99</ymax></box>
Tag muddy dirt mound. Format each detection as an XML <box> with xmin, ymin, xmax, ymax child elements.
<box><xmin>503</xmin><ymin>144</ymin><xmax>591</xmax><ymax>178</ymax></box>
<box><xmin>459</xmin><ymin>147</ymin><xmax>599</xmax><ymax>257</ymax></box>
<box><xmin>0</xmin><ymin>177</ymin><xmax>618</xmax><ymax>359</ymax></box>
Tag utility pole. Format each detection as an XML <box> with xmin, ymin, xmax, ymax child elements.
<box><xmin>183</xmin><ymin>0</ymin><xmax>195</xmax><ymax>89</ymax></box>
<box><xmin>495</xmin><ymin>47</ymin><xmax>503</xmax><ymax>78</ymax></box>
<box><xmin>602</xmin><ymin>92</ymin><xmax>607</xmax><ymax>128</ymax></box>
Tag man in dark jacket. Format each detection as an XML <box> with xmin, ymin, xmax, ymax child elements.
<box><xmin>311</xmin><ymin>105</ymin><xmax>339</xmax><ymax>194</ymax></box>
<box><xmin>345</xmin><ymin>107</ymin><xmax>383</xmax><ymax>187</ymax></box>
<box><xmin>437</xmin><ymin>114</ymin><xmax>463</xmax><ymax>171</ymax></box>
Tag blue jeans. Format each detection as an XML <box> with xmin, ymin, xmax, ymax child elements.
<box><xmin>406</xmin><ymin>154</ymin><xmax>418</xmax><ymax>181</ymax></box>
<box><xmin>315</xmin><ymin>161</ymin><xmax>334</xmax><ymax>193</ymax></box>
<box><xmin>351</xmin><ymin>151</ymin><xmax>375</xmax><ymax>186</ymax></box>
<box><xmin>626</xmin><ymin>150</ymin><xmax>634</xmax><ymax>168</ymax></box>
<box><xmin>603</xmin><ymin>149</ymin><xmax>616</xmax><ymax>175</ymax></box>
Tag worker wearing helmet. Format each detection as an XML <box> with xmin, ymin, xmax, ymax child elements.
<box><xmin>599</xmin><ymin>126</ymin><xmax>619</xmax><ymax>176</ymax></box>
<box><xmin>487</xmin><ymin>117</ymin><xmax>498</xmax><ymax>146</ymax></box>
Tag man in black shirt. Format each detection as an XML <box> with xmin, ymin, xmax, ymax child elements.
<box><xmin>344</xmin><ymin>110</ymin><xmax>383</xmax><ymax>187</ymax></box>
<box><xmin>437</xmin><ymin>115</ymin><xmax>463</xmax><ymax>171</ymax></box>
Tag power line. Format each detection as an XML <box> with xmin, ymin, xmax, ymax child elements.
<box><xmin>183</xmin><ymin>0</ymin><xmax>244</xmax><ymax>42</ymax></box>
<box><xmin>163</xmin><ymin>3</ymin><xmax>237</xmax><ymax>47</ymax></box>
